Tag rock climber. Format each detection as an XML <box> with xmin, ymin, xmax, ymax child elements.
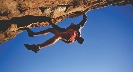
<box><xmin>20</xmin><ymin>13</ymin><xmax>87</xmax><ymax>53</ymax></box>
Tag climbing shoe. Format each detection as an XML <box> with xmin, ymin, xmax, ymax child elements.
<box><xmin>19</xmin><ymin>27</ymin><xmax>34</xmax><ymax>37</ymax></box>
<box><xmin>24</xmin><ymin>44</ymin><xmax>40</xmax><ymax>53</ymax></box>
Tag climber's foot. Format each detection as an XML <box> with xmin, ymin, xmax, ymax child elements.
<box><xmin>24</xmin><ymin>44</ymin><xmax>40</xmax><ymax>53</ymax></box>
<box><xmin>19</xmin><ymin>28</ymin><xmax>34</xmax><ymax>37</ymax></box>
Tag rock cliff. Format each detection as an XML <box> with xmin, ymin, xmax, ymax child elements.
<box><xmin>0</xmin><ymin>0</ymin><xmax>133</xmax><ymax>44</ymax></box>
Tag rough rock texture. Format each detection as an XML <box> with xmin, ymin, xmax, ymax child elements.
<box><xmin>0</xmin><ymin>0</ymin><xmax>133</xmax><ymax>44</ymax></box>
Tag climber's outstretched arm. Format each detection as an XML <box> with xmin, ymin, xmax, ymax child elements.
<box><xmin>77</xmin><ymin>13</ymin><xmax>87</xmax><ymax>28</ymax></box>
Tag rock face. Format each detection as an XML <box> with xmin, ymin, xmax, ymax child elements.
<box><xmin>0</xmin><ymin>0</ymin><xmax>133</xmax><ymax>44</ymax></box>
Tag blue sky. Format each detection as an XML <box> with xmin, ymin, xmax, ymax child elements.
<box><xmin>0</xmin><ymin>5</ymin><xmax>133</xmax><ymax>72</ymax></box>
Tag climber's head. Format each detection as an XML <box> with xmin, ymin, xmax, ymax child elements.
<box><xmin>76</xmin><ymin>37</ymin><xmax>84</xmax><ymax>44</ymax></box>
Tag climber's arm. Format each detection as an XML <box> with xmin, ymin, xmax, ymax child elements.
<box><xmin>77</xmin><ymin>13</ymin><xmax>87</xmax><ymax>28</ymax></box>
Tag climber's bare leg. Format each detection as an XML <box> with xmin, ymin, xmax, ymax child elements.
<box><xmin>36</xmin><ymin>32</ymin><xmax>69</xmax><ymax>49</ymax></box>
<box><xmin>33</xmin><ymin>28</ymin><xmax>58</xmax><ymax>36</ymax></box>
<box><xmin>37</xmin><ymin>35</ymin><xmax>61</xmax><ymax>49</ymax></box>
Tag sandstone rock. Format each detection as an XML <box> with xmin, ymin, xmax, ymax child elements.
<box><xmin>0</xmin><ymin>0</ymin><xmax>133</xmax><ymax>44</ymax></box>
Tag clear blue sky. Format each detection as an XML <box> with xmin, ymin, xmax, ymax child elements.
<box><xmin>0</xmin><ymin>5</ymin><xmax>133</xmax><ymax>72</ymax></box>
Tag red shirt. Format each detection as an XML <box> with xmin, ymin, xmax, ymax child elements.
<box><xmin>66</xmin><ymin>29</ymin><xmax>78</xmax><ymax>44</ymax></box>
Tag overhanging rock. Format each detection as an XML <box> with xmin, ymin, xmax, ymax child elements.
<box><xmin>0</xmin><ymin>0</ymin><xmax>133</xmax><ymax>44</ymax></box>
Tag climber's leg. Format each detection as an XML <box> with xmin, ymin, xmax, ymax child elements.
<box><xmin>36</xmin><ymin>31</ymin><xmax>70</xmax><ymax>49</ymax></box>
<box><xmin>24</xmin><ymin>35</ymin><xmax>61</xmax><ymax>53</ymax></box>
<box><xmin>20</xmin><ymin>28</ymin><xmax>59</xmax><ymax>37</ymax></box>
<box><xmin>33</xmin><ymin>28</ymin><xmax>59</xmax><ymax>36</ymax></box>
<box><xmin>24</xmin><ymin>32</ymin><xmax>69</xmax><ymax>53</ymax></box>
<box><xmin>37</xmin><ymin>34</ymin><xmax>62</xmax><ymax>48</ymax></box>
<box><xmin>24</xmin><ymin>32</ymin><xmax>61</xmax><ymax>53</ymax></box>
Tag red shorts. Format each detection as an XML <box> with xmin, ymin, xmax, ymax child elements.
<box><xmin>66</xmin><ymin>29</ymin><xmax>78</xmax><ymax>43</ymax></box>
